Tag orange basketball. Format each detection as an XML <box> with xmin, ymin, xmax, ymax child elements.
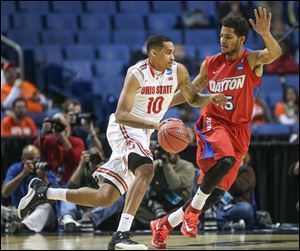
<box><xmin>158</xmin><ymin>120</ymin><xmax>192</xmax><ymax>153</ymax></box>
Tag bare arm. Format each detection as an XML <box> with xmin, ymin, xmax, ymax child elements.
<box><xmin>1</xmin><ymin>161</ymin><xmax>34</xmax><ymax>198</ymax></box>
<box><xmin>177</xmin><ymin>63</ymin><xmax>227</xmax><ymax>108</ymax></box>
<box><xmin>170</xmin><ymin>61</ymin><xmax>208</xmax><ymax>107</ymax></box>
<box><xmin>115</xmin><ymin>71</ymin><xmax>160</xmax><ymax>130</ymax></box>
<box><xmin>247</xmin><ymin>7</ymin><xmax>282</xmax><ymax>70</ymax></box>
<box><xmin>68</xmin><ymin>152</ymin><xmax>87</xmax><ymax>186</ymax></box>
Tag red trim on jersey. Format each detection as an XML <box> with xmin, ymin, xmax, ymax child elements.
<box><xmin>119</xmin><ymin>124</ymin><xmax>152</xmax><ymax>159</ymax></box>
<box><xmin>96</xmin><ymin>167</ymin><xmax>128</xmax><ymax>191</ymax></box>
<box><xmin>147</xmin><ymin>59</ymin><xmax>164</xmax><ymax>79</ymax></box>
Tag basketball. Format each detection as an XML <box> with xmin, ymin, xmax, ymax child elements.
<box><xmin>158</xmin><ymin>120</ymin><xmax>192</xmax><ymax>153</ymax></box>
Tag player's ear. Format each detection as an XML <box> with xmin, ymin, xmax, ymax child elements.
<box><xmin>240</xmin><ymin>36</ymin><xmax>246</xmax><ymax>44</ymax></box>
<box><xmin>150</xmin><ymin>48</ymin><xmax>156</xmax><ymax>57</ymax></box>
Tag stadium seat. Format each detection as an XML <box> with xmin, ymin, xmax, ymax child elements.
<box><xmin>252</xmin><ymin>124</ymin><xmax>290</xmax><ymax>135</ymax></box>
<box><xmin>114</xmin><ymin>14</ymin><xmax>145</xmax><ymax>30</ymax></box>
<box><xmin>152</xmin><ymin>1</ymin><xmax>183</xmax><ymax>14</ymax></box>
<box><xmin>80</xmin><ymin>14</ymin><xmax>111</xmax><ymax>30</ymax></box>
<box><xmin>183</xmin><ymin>44</ymin><xmax>196</xmax><ymax>58</ymax></box>
<box><xmin>98</xmin><ymin>44</ymin><xmax>130</xmax><ymax>63</ymax></box>
<box><xmin>261</xmin><ymin>76</ymin><xmax>282</xmax><ymax>93</ymax></box>
<box><xmin>65</xmin><ymin>45</ymin><xmax>96</xmax><ymax>60</ymax></box>
<box><xmin>1</xmin><ymin>14</ymin><xmax>10</xmax><ymax>32</ymax></box>
<box><xmin>185</xmin><ymin>1</ymin><xmax>216</xmax><ymax>17</ymax></box>
<box><xmin>41</xmin><ymin>31</ymin><xmax>75</xmax><ymax>44</ymax></box>
<box><xmin>184</xmin><ymin>29</ymin><xmax>218</xmax><ymax>45</ymax></box>
<box><xmin>78</xmin><ymin>31</ymin><xmax>111</xmax><ymax>45</ymax></box>
<box><xmin>265</xmin><ymin>92</ymin><xmax>283</xmax><ymax>109</ymax></box>
<box><xmin>46</xmin><ymin>14</ymin><xmax>78</xmax><ymax>31</ymax></box>
<box><xmin>147</xmin><ymin>13</ymin><xmax>179</xmax><ymax>31</ymax></box>
<box><xmin>162</xmin><ymin>107</ymin><xmax>181</xmax><ymax>120</ymax></box>
<box><xmin>7</xmin><ymin>30</ymin><xmax>40</xmax><ymax>46</ymax></box>
<box><xmin>92</xmin><ymin>76</ymin><xmax>124</xmax><ymax>99</ymax></box>
<box><xmin>62</xmin><ymin>60</ymin><xmax>93</xmax><ymax>80</ymax></box>
<box><xmin>119</xmin><ymin>1</ymin><xmax>149</xmax><ymax>14</ymax></box>
<box><xmin>85</xmin><ymin>1</ymin><xmax>116</xmax><ymax>14</ymax></box>
<box><xmin>34</xmin><ymin>44</ymin><xmax>63</xmax><ymax>63</ymax></box>
<box><xmin>148</xmin><ymin>30</ymin><xmax>183</xmax><ymax>44</ymax></box>
<box><xmin>94</xmin><ymin>60</ymin><xmax>125</xmax><ymax>76</ymax></box>
<box><xmin>113</xmin><ymin>30</ymin><xmax>146</xmax><ymax>46</ymax></box>
<box><xmin>197</xmin><ymin>44</ymin><xmax>221</xmax><ymax>59</ymax></box>
<box><xmin>285</xmin><ymin>75</ymin><xmax>299</xmax><ymax>91</ymax></box>
<box><xmin>51</xmin><ymin>1</ymin><xmax>83</xmax><ymax>13</ymax></box>
<box><xmin>18</xmin><ymin>1</ymin><xmax>49</xmax><ymax>13</ymax></box>
<box><xmin>13</xmin><ymin>13</ymin><xmax>43</xmax><ymax>31</ymax></box>
<box><xmin>1</xmin><ymin>1</ymin><xmax>15</xmax><ymax>14</ymax></box>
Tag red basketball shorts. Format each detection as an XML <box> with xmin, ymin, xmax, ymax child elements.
<box><xmin>195</xmin><ymin>115</ymin><xmax>250</xmax><ymax>191</ymax></box>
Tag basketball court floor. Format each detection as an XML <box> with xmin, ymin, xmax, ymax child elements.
<box><xmin>1</xmin><ymin>231</ymin><xmax>299</xmax><ymax>250</ymax></box>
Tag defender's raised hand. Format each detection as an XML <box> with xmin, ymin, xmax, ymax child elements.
<box><xmin>249</xmin><ymin>7</ymin><xmax>272</xmax><ymax>36</ymax></box>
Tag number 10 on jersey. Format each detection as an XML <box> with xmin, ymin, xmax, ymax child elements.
<box><xmin>147</xmin><ymin>96</ymin><xmax>164</xmax><ymax>114</ymax></box>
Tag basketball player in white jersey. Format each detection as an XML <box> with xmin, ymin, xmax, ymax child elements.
<box><xmin>17</xmin><ymin>35</ymin><xmax>227</xmax><ymax>250</ymax></box>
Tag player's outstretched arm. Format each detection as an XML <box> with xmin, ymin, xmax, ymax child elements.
<box><xmin>248</xmin><ymin>7</ymin><xmax>282</xmax><ymax>68</ymax></box>
<box><xmin>177</xmin><ymin>63</ymin><xmax>227</xmax><ymax>109</ymax></box>
<box><xmin>115</xmin><ymin>71</ymin><xmax>160</xmax><ymax>130</ymax></box>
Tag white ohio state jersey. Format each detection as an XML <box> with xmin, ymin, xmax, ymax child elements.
<box><xmin>128</xmin><ymin>58</ymin><xmax>178</xmax><ymax>124</ymax></box>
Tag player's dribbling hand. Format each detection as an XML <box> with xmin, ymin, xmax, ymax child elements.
<box><xmin>210</xmin><ymin>93</ymin><xmax>228</xmax><ymax>110</ymax></box>
<box><xmin>249</xmin><ymin>7</ymin><xmax>271</xmax><ymax>36</ymax></box>
<box><xmin>156</xmin><ymin>118</ymin><xmax>182</xmax><ymax>130</ymax></box>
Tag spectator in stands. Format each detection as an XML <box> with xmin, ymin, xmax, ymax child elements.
<box><xmin>251</xmin><ymin>94</ymin><xmax>273</xmax><ymax>125</ymax></box>
<box><xmin>1</xmin><ymin>62</ymin><xmax>48</xmax><ymax>113</ymax></box>
<box><xmin>265</xmin><ymin>22</ymin><xmax>299</xmax><ymax>74</ymax></box>
<box><xmin>139</xmin><ymin>141</ymin><xmax>195</xmax><ymax>220</ymax></box>
<box><xmin>180</xmin><ymin>9</ymin><xmax>210</xmax><ymax>29</ymax></box>
<box><xmin>217</xmin><ymin>1</ymin><xmax>252</xmax><ymax>24</ymax></box>
<box><xmin>62</xmin><ymin>98</ymin><xmax>105</xmax><ymax>160</ymax></box>
<box><xmin>275</xmin><ymin>85</ymin><xmax>299</xmax><ymax>125</ymax></box>
<box><xmin>35</xmin><ymin>112</ymin><xmax>85</xmax><ymax>184</ymax></box>
<box><xmin>129</xmin><ymin>44</ymin><xmax>147</xmax><ymax>67</ymax></box>
<box><xmin>59</xmin><ymin>148</ymin><xmax>124</xmax><ymax>232</ymax></box>
<box><xmin>1</xmin><ymin>97</ymin><xmax>37</xmax><ymax>137</ymax></box>
<box><xmin>174</xmin><ymin>44</ymin><xmax>200</xmax><ymax>76</ymax></box>
<box><xmin>214</xmin><ymin>153</ymin><xmax>257</xmax><ymax>230</ymax></box>
<box><xmin>1</xmin><ymin>145</ymin><xmax>58</xmax><ymax>233</ymax></box>
<box><xmin>288</xmin><ymin>161</ymin><xmax>299</xmax><ymax>213</ymax></box>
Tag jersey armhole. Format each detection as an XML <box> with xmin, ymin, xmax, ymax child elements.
<box><xmin>131</xmin><ymin>68</ymin><xmax>144</xmax><ymax>86</ymax></box>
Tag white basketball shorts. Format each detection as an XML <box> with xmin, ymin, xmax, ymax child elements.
<box><xmin>92</xmin><ymin>113</ymin><xmax>153</xmax><ymax>195</ymax></box>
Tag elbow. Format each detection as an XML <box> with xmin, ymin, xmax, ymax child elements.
<box><xmin>115</xmin><ymin>111</ymin><xmax>127</xmax><ymax>124</ymax></box>
<box><xmin>1</xmin><ymin>188</ymin><xmax>9</xmax><ymax>198</ymax></box>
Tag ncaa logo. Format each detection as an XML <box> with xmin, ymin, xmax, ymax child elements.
<box><xmin>166</xmin><ymin>69</ymin><xmax>172</xmax><ymax>75</ymax></box>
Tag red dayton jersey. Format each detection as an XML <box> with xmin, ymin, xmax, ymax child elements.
<box><xmin>202</xmin><ymin>49</ymin><xmax>262</xmax><ymax>125</ymax></box>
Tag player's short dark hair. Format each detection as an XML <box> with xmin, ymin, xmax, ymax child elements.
<box><xmin>12</xmin><ymin>97</ymin><xmax>27</xmax><ymax>109</ymax></box>
<box><xmin>222</xmin><ymin>16</ymin><xmax>249</xmax><ymax>42</ymax></box>
<box><xmin>146</xmin><ymin>35</ymin><xmax>173</xmax><ymax>54</ymax></box>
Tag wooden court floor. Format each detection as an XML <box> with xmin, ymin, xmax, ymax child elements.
<box><xmin>1</xmin><ymin>232</ymin><xmax>299</xmax><ymax>250</ymax></box>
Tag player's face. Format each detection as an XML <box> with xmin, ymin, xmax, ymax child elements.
<box><xmin>220</xmin><ymin>27</ymin><xmax>245</xmax><ymax>56</ymax></box>
<box><xmin>154</xmin><ymin>42</ymin><xmax>175</xmax><ymax>70</ymax></box>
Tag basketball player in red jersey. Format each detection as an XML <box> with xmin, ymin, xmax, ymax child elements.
<box><xmin>151</xmin><ymin>7</ymin><xmax>282</xmax><ymax>249</ymax></box>
<box><xmin>17</xmin><ymin>35</ymin><xmax>227</xmax><ymax>250</ymax></box>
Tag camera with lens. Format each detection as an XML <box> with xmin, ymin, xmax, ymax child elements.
<box><xmin>150</xmin><ymin>141</ymin><xmax>169</xmax><ymax>163</ymax></box>
<box><xmin>32</xmin><ymin>160</ymin><xmax>51</xmax><ymax>171</ymax></box>
<box><xmin>75</xmin><ymin>112</ymin><xmax>97</xmax><ymax>125</ymax></box>
<box><xmin>84</xmin><ymin>149</ymin><xmax>102</xmax><ymax>168</ymax></box>
<box><xmin>45</xmin><ymin>117</ymin><xmax>66</xmax><ymax>133</ymax></box>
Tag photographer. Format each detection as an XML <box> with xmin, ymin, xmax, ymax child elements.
<box><xmin>35</xmin><ymin>112</ymin><xmax>85</xmax><ymax>183</ymax></box>
<box><xmin>62</xmin><ymin>99</ymin><xmax>105</xmax><ymax>160</ymax></box>
<box><xmin>139</xmin><ymin>141</ymin><xmax>195</xmax><ymax>221</ymax></box>
<box><xmin>1</xmin><ymin>145</ymin><xmax>58</xmax><ymax>233</ymax></box>
<box><xmin>59</xmin><ymin>148</ymin><xmax>124</xmax><ymax>232</ymax></box>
